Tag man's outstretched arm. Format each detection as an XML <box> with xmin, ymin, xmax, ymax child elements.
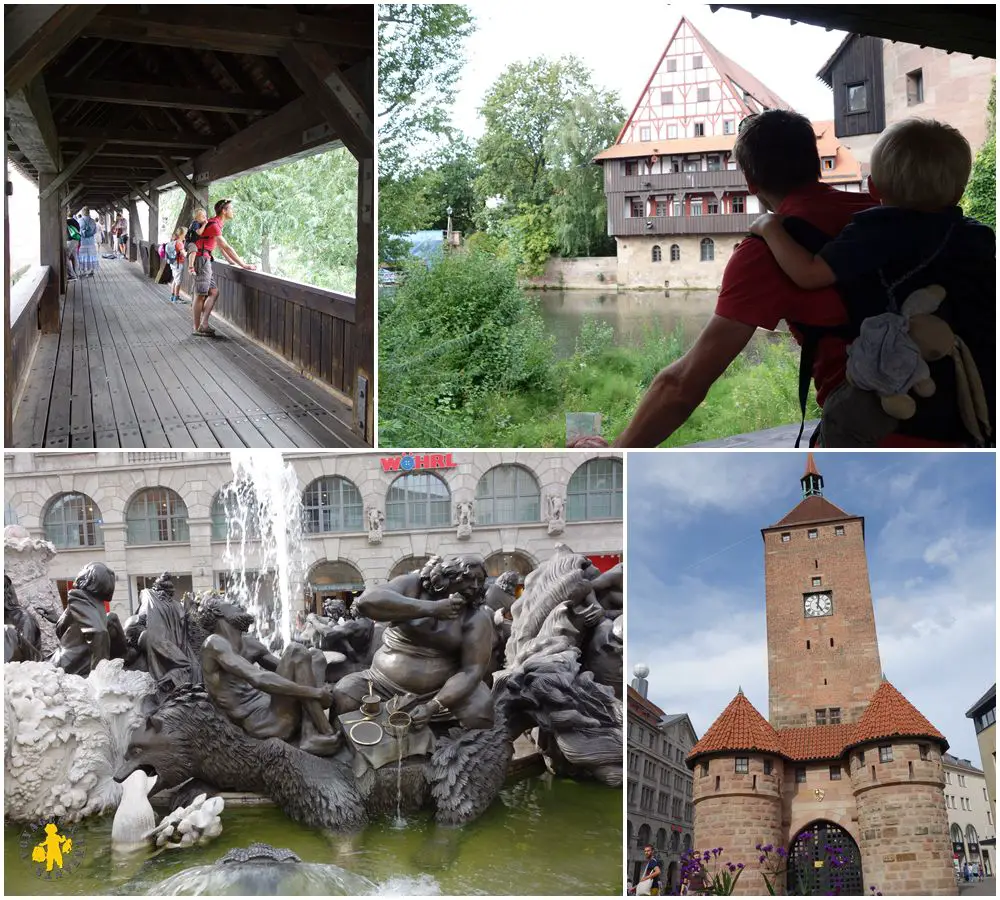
<box><xmin>613</xmin><ymin>315</ymin><xmax>756</xmax><ymax>448</ymax></box>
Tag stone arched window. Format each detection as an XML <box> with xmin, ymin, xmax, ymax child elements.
<box><xmin>669</xmin><ymin>244</ymin><xmax>680</xmax><ymax>261</ymax></box>
<box><xmin>43</xmin><ymin>492</ymin><xmax>104</xmax><ymax>548</ymax></box>
<box><xmin>951</xmin><ymin>823</ymin><xmax>965</xmax><ymax>847</ymax></box>
<box><xmin>655</xmin><ymin>827</ymin><xmax>667</xmax><ymax>850</ymax></box>
<box><xmin>700</xmin><ymin>237</ymin><xmax>715</xmax><ymax>261</ymax></box>
<box><xmin>475</xmin><ymin>465</ymin><xmax>540</xmax><ymax>525</ymax></box>
<box><xmin>637</xmin><ymin>823</ymin><xmax>651</xmax><ymax>851</ymax></box>
<box><xmin>126</xmin><ymin>487</ymin><xmax>189</xmax><ymax>544</ymax></box>
<box><xmin>386</xmin><ymin>473</ymin><xmax>450</xmax><ymax>531</ymax></box>
<box><xmin>567</xmin><ymin>458</ymin><xmax>624</xmax><ymax>522</ymax></box>
<box><xmin>302</xmin><ymin>476</ymin><xmax>364</xmax><ymax>534</ymax></box>
<box><xmin>966</xmin><ymin>825</ymin><xmax>979</xmax><ymax>846</ymax></box>
<box><xmin>683</xmin><ymin>833</ymin><xmax>692</xmax><ymax>852</ymax></box>
<box><xmin>211</xmin><ymin>481</ymin><xmax>261</xmax><ymax>541</ymax></box>
<box><xmin>389</xmin><ymin>555</ymin><xmax>432</xmax><ymax>579</ymax></box>
<box><xmin>652</xmin><ymin>245</ymin><xmax>662</xmax><ymax>262</ymax></box>
<box><xmin>670</xmin><ymin>830</ymin><xmax>680</xmax><ymax>851</ymax></box>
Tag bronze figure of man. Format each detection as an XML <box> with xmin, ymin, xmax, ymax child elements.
<box><xmin>333</xmin><ymin>554</ymin><xmax>495</xmax><ymax>731</ymax></box>
<box><xmin>194</xmin><ymin>596</ymin><xmax>340</xmax><ymax>755</ymax></box>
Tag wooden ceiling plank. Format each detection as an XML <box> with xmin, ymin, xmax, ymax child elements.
<box><xmin>279</xmin><ymin>43</ymin><xmax>373</xmax><ymax>159</ymax></box>
<box><xmin>39</xmin><ymin>138</ymin><xmax>105</xmax><ymax>200</ymax></box>
<box><xmin>6</xmin><ymin>76</ymin><xmax>61</xmax><ymax>173</ymax></box>
<box><xmin>5</xmin><ymin>4</ymin><xmax>106</xmax><ymax>94</ymax></box>
<box><xmin>59</xmin><ymin>127</ymin><xmax>215</xmax><ymax>148</ymax></box>
<box><xmin>46</xmin><ymin>77</ymin><xmax>284</xmax><ymax>115</ymax></box>
<box><xmin>81</xmin><ymin>7</ymin><xmax>372</xmax><ymax>56</ymax></box>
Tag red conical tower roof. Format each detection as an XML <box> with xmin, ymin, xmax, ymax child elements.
<box><xmin>804</xmin><ymin>452</ymin><xmax>820</xmax><ymax>477</ymax></box>
<box><xmin>850</xmin><ymin>680</ymin><xmax>948</xmax><ymax>749</ymax></box>
<box><xmin>688</xmin><ymin>690</ymin><xmax>781</xmax><ymax>763</ymax></box>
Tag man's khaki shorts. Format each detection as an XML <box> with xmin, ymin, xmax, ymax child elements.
<box><xmin>193</xmin><ymin>255</ymin><xmax>216</xmax><ymax>295</ymax></box>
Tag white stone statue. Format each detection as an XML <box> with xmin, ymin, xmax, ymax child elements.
<box><xmin>4</xmin><ymin>658</ymin><xmax>155</xmax><ymax>824</ymax></box>
<box><xmin>366</xmin><ymin>506</ymin><xmax>385</xmax><ymax>544</ymax></box>
<box><xmin>4</xmin><ymin>525</ymin><xmax>65</xmax><ymax>656</ymax></box>
<box><xmin>546</xmin><ymin>493</ymin><xmax>566</xmax><ymax>536</ymax></box>
<box><xmin>456</xmin><ymin>500</ymin><xmax>475</xmax><ymax>540</ymax></box>
<box><xmin>144</xmin><ymin>793</ymin><xmax>225</xmax><ymax>849</ymax></box>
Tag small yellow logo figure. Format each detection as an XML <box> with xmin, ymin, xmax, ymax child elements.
<box><xmin>32</xmin><ymin>823</ymin><xmax>73</xmax><ymax>872</ymax></box>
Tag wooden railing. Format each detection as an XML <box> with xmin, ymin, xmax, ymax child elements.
<box><xmin>211</xmin><ymin>264</ymin><xmax>357</xmax><ymax>397</ymax></box>
<box><xmin>9</xmin><ymin>266</ymin><xmax>49</xmax><ymax>406</ymax></box>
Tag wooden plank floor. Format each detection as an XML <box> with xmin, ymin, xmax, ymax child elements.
<box><xmin>12</xmin><ymin>257</ymin><xmax>364</xmax><ymax>448</ymax></box>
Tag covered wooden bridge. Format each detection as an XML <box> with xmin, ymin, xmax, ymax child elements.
<box><xmin>4</xmin><ymin>4</ymin><xmax>374</xmax><ymax>448</ymax></box>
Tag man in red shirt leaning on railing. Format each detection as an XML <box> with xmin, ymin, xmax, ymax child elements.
<box><xmin>188</xmin><ymin>198</ymin><xmax>257</xmax><ymax>337</ymax></box>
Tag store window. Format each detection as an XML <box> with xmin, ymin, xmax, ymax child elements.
<box><xmin>302</xmin><ymin>476</ymin><xmax>364</xmax><ymax>534</ymax></box>
<box><xmin>475</xmin><ymin>465</ymin><xmax>541</xmax><ymax>525</ymax></box>
<box><xmin>386</xmin><ymin>473</ymin><xmax>451</xmax><ymax>530</ymax></box>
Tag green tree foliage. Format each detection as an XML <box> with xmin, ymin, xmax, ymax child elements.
<box><xmin>378</xmin><ymin>5</ymin><xmax>475</xmax><ymax>260</ymax></box>
<box><xmin>475</xmin><ymin>56</ymin><xmax>624</xmax><ymax>269</ymax></box>
<box><xmin>211</xmin><ymin>148</ymin><xmax>358</xmax><ymax>294</ymax></box>
<box><xmin>961</xmin><ymin>78</ymin><xmax>995</xmax><ymax>230</ymax></box>
<box><xmin>378</xmin><ymin>251</ymin><xmax>554</xmax><ymax>444</ymax></box>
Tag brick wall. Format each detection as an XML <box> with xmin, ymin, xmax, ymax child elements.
<box><xmin>851</xmin><ymin>740</ymin><xmax>957</xmax><ymax>895</ymax></box>
<box><xmin>693</xmin><ymin>754</ymin><xmax>785</xmax><ymax>894</ymax></box>
<box><xmin>763</xmin><ymin>516</ymin><xmax>882</xmax><ymax>728</ymax></box>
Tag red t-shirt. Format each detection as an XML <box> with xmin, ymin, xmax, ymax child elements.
<box><xmin>716</xmin><ymin>182</ymin><xmax>874</xmax><ymax>406</ymax></box>
<box><xmin>196</xmin><ymin>216</ymin><xmax>224</xmax><ymax>253</ymax></box>
<box><xmin>174</xmin><ymin>239</ymin><xmax>186</xmax><ymax>263</ymax></box>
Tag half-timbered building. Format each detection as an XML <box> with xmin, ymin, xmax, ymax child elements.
<box><xmin>596</xmin><ymin>17</ymin><xmax>862</xmax><ymax>289</ymax></box>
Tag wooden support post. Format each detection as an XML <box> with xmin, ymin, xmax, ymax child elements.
<box><xmin>128</xmin><ymin>198</ymin><xmax>141</xmax><ymax>262</ymax></box>
<box><xmin>280</xmin><ymin>43</ymin><xmax>374</xmax><ymax>160</ymax></box>
<box><xmin>147</xmin><ymin>188</ymin><xmax>160</xmax><ymax>279</ymax></box>
<box><xmin>128</xmin><ymin>180</ymin><xmax>154</xmax><ymax>207</ymax></box>
<box><xmin>38</xmin><ymin>172</ymin><xmax>63</xmax><ymax>333</ymax></box>
<box><xmin>157</xmin><ymin>156</ymin><xmax>207</xmax><ymax>207</ymax></box>
<box><xmin>39</xmin><ymin>139</ymin><xmax>104</xmax><ymax>201</ymax></box>
<box><xmin>354</xmin><ymin>156</ymin><xmax>374</xmax><ymax>443</ymax></box>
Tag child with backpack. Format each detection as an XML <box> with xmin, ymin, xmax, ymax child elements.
<box><xmin>166</xmin><ymin>226</ymin><xmax>188</xmax><ymax>303</ymax></box>
<box><xmin>750</xmin><ymin>117</ymin><xmax>994</xmax><ymax>447</ymax></box>
<box><xmin>65</xmin><ymin>218</ymin><xmax>81</xmax><ymax>280</ymax></box>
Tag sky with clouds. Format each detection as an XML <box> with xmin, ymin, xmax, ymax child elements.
<box><xmin>627</xmin><ymin>451</ymin><xmax>996</xmax><ymax>766</ymax></box>
<box><xmin>447</xmin><ymin>2</ymin><xmax>847</xmax><ymax>141</ymax></box>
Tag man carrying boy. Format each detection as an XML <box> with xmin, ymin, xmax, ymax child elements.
<box><xmin>188</xmin><ymin>199</ymin><xmax>256</xmax><ymax>336</ymax></box>
<box><xmin>603</xmin><ymin>110</ymin><xmax>992</xmax><ymax>448</ymax></box>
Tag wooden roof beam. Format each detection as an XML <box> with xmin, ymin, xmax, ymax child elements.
<box><xmin>46</xmin><ymin>78</ymin><xmax>285</xmax><ymax>116</ymax></box>
<box><xmin>39</xmin><ymin>138</ymin><xmax>105</xmax><ymax>201</ymax></box>
<box><xmin>81</xmin><ymin>7</ymin><xmax>372</xmax><ymax>56</ymax></box>
<box><xmin>6</xmin><ymin>76</ymin><xmax>61</xmax><ymax>174</ymax></box>
<box><xmin>279</xmin><ymin>43</ymin><xmax>373</xmax><ymax>159</ymax></box>
<box><xmin>59</xmin><ymin>127</ymin><xmax>215</xmax><ymax>148</ymax></box>
<box><xmin>127</xmin><ymin>180</ymin><xmax>153</xmax><ymax>206</ymax></box>
<box><xmin>5</xmin><ymin>4</ymin><xmax>105</xmax><ymax>95</ymax></box>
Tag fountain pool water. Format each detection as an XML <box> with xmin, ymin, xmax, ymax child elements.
<box><xmin>3</xmin><ymin>777</ymin><xmax>621</xmax><ymax>895</ymax></box>
<box><xmin>221</xmin><ymin>450</ymin><xmax>306</xmax><ymax>649</ymax></box>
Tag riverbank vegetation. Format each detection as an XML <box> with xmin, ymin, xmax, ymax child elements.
<box><xmin>379</xmin><ymin>251</ymin><xmax>817</xmax><ymax>446</ymax></box>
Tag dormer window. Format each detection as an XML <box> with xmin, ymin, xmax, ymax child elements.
<box><xmin>846</xmin><ymin>82</ymin><xmax>867</xmax><ymax>113</ymax></box>
<box><xmin>822</xmin><ymin>157</ymin><xmax>835</xmax><ymax>171</ymax></box>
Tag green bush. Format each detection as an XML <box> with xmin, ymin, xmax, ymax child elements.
<box><xmin>379</xmin><ymin>252</ymin><xmax>815</xmax><ymax>446</ymax></box>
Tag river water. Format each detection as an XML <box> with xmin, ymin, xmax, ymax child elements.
<box><xmin>4</xmin><ymin>776</ymin><xmax>621</xmax><ymax>895</ymax></box>
<box><xmin>535</xmin><ymin>288</ymin><xmax>719</xmax><ymax>357</ymax></box>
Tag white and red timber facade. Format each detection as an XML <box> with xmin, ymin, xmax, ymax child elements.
<box><xmin>685</xmin><ymin>457</ymin><xmax>956</xmax><ymax>896</ymax></box>
<box><xmin>596</xmin><ymin>18</ymin><xmax>862</xmax><ymax>289</ymax></box>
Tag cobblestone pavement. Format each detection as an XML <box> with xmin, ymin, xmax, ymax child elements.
<box><xmin>958</xmin><ymin>875</ymin><xmax>994</xmax><ymax>895</ymax></box>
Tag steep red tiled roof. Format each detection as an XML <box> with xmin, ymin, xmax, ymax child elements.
<box><xmin>770</xmin><ymin>494</ymin><xmax>855</xmax><ymax>529</ymax></box>
<box><xmin>628</xmin><ymin>685</ymin><xmax>667</xmax><ymax>727</ymax></box>
<box><xmin>688</xmin><ymin>691</ymin><xmax>781</xmax><ymax>762</ymax></box>
<box><xmin>778</xmin><ymin>724</ymin><xmax>857</xmax><ymax>761</ymax></box>
<box><xmin>851</xmin><ymin>681</ymin><xmax>948</xmax><ymax>748</ymax></box>
<box><xmin>685</xmin><ymin>18</ymin><xmax>792</xmax><ymax>114</ymax></box>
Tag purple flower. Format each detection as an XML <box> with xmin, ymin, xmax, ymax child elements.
<box><xmin>728</xmin><ymin>864</ymin><xmax>737</xmax><ymax>873</ymax></box>
<box><xmin>759</xmin><ymin>856</ymin><xmax>766</xmax><ymax>864</ymax></box>
<box><xmin>737</xmin><ymin>863</ymin><xmax>745</xmax><ymax>869</ymax></box>
<box><xmin>763</xmin><ymin>844</ymin><xmax>774</xmax><ymax>853</ymax></box>
<box><xmin>776</xmin><ymin>847</ymin><xmax>787</xmax><ymax>858</ymax></box>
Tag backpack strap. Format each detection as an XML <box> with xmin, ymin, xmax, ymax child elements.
<box><xmin>789</xmin><ymin>322</ymin><xmax>856</xmax><ymax>447</ymax></box>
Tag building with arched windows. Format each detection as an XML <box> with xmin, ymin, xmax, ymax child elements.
<box><xmin>4</xmin><ymin>451</ymin><xmax>623</xmax><ymax>620</ymax></box>
<box><xmin>942</xmin><ymin>753</ymin><xmax>995</xmax><ymax>878</ymax></box>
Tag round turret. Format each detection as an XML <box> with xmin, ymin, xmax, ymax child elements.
<box><xmin>850</xmin><ymin>739</ymin><xmax>955</xmax><ymax>895</ymax></box>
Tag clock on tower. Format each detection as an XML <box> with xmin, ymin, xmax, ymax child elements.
<box><xmin>762</xmin><ymin>455</ymin><xmax>883</xmax><ymax>730</ymax></box>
